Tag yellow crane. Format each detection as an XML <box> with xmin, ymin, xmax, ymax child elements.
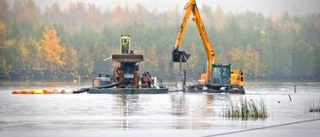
<box><xmin>172</xmin><ymin>0</ymin><xmax>245</xmax><ymax>94</ymax></box>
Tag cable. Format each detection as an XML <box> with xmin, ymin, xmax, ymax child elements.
<box><xmin>202</xmin><ymin>117</ymin><xmax>320</xmax><ymax>137</ymax></box>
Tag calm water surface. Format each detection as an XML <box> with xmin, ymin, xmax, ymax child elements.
<box><xmin>0</xmin><ymin>81</ymin><xmax>319</xmax><ymax>136</ymax></box>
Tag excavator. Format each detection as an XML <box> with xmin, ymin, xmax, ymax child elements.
<box><xmin>171</xmin><ymin>0</ymin><xmax>245</xmax><ymax>94</ymax></box>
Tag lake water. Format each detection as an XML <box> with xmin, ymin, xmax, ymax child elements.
<box><xmin>0</xmin><ymin>81</ymin><xmax>320</xmax><ymax>137</ymax></box>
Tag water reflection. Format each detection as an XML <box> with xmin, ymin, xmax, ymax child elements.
<box><xmin>202</xmin><ymin>94</ymin><xmax>214</xmax><ymax>117</ymax></box>
<box><xmin>170</xmin><ymin>94</ymin><xmax>186</xmax><ymax>116</ymax></box>
<box><xmin>1</xmin><ymin>82</ymin><xmax>320</xmax><ymax>132</ymax></box>
<box><xmin>169</xmin><ymin>93</ymin><xmax>226</xmax><ymax>129</ymax></box>
<box><xmin>118</xmin><ymin>94</ymin><xmax>129</xmax><ymax>130</ymax></box>
<box><xmin>111</xmin><ymin>93</ymin><xmax>222</xmax><ymax>130</ymax></box>
<box><xmin>170</xmin><ymin>94</ymin><xmax>218</xmax><ymax>116</ymax></box>
<box><xmin>114</xmin><ymin>94</ymin><xmax>142</xmax><ymax>130</ymax></box>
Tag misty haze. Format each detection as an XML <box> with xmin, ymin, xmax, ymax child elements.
<box><xmin>7</xmin><ymin>0</ymin><xmax>320</xmax><ymax>16</ymax></box>
<box><xmin>1</xmin><ymin>0</ymin><xmax>320</xmax><ymax>137</ymax></box>
<box><xmin>1</xmin><ymin>0</ymin><xmax>319</xmax><ymax>80</ymax></box>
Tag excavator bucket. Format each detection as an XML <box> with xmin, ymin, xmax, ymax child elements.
<box><xmin>172</xmin><ymin>49</ymin><xmax>190</xmax><ymax>62</ymax></box>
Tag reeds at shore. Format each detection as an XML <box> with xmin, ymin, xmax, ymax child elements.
<box><xmin>309</xmin><ymin>101</ymin><xmax>320</xmax><ymax>112</ymax></box>
<box><xmin>223</xmin><ymin>97</ymin><xmax>268</xmax><ymax>119</ymax></box>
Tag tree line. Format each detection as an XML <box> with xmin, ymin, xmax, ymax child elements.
<box><xmin>0</xmin><ymin>0</ymin><xmax>319</xmax><ymax>81</ymax></box>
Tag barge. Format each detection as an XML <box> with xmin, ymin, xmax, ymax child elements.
<box><xmin>73</xmin><ymin>35</ymin><xmax>168</xmax><ymax>94</ymax></box>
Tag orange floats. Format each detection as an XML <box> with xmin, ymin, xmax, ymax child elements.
<box><xmin>12</xmin><ymin>89</ymin><xmax>55</xmax><ymax>94</ymax></box>
<box><xmin>22</xmin><ymin>90</ymin><xmax>34</xmax><ymax>94</ymax></box>
<box><xmin>33</xmin><ymin>90</ymin><xmax>43</xmax><ymax>94</ymax></box>
<box><xmin>12</xmin><ymin>89</ymin><xmax>33</xmax><ymax>94</ymax></box>
<box><xmin>43</xmin><ymin>90</ymin><xmax>54</xmax><ymax>94</ymax></box>
<box><xmin>12</xmin><ymin>90</ymin><xmax>23</xmax><ymax>94</ymax></box>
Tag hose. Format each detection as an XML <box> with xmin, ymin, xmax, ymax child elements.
<box><xmin>73</xmin><ymin>79</ymin><xmax>130</xmax><ymax>94</ymax></box>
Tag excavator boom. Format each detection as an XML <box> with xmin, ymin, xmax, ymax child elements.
<box><xmin>173</xmin><ymin>0</ymin><xmax>214</xmax><ymax>84</ymax></box>
<box><xmin>171</xmin><ymin>0</ymin><xmax>245</xmax><ymax>94</ymax></box>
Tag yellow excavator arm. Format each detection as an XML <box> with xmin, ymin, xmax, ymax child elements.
<box><xmin>172</xmin><ymin>0</ymin><xmax>245</xmax><ymax>94</ymax></box>
<box><xmin>173</xmin><ymin>0</ymin><xmax>215</xmax><ymax>84</ymax></box>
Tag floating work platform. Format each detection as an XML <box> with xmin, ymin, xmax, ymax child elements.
<box><xmin>206</xmin><ymin>88</ymin><xmax>245</xmax><ymax>94</ymax></box>
<box><xmin>72</xmin><ymin>35</ymin><xmax>169</xmax><ymax>94</ymax></box>
<box><xmin>73</xmin><ymin>77</ymin><xmax>169</xmax><ymax>94</ymax></box>
<box><xmin>186</xmin><ymin>85</ymin><xmax>245</xmax><ymax>94</ymax></box>
<box><xmin>83</xmin><ymin>87</ymin><xmax>169</xmax><ymax>94</ymax></box>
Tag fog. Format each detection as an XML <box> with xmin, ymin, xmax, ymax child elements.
<box><xmin>8</xmin><ymin>0</ymin><xmax>320</xmax><ymax>16</ymax></box>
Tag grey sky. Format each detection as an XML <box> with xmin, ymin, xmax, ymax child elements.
<box><xmin>10</xmin><ymin>0</ymin><xmax>320</xmax><ymax>16</ymax></box>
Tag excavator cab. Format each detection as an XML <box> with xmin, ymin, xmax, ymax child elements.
<box><xmin>209</xmin><ymin>64</ymin><xmax>245</xmax><ymax>94</ymax></box>
<box><xmin>172</xmin><ymin>49</ymin><xmax>190</xmax><ymax>62</ymax></box>
<box><xmin>211</xmin><ymin>64</ymin><xmax>231</xmax><ymax>86</ymax></box>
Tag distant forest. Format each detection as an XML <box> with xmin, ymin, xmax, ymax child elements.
<box><xmin>0</xmin><ymin>0</ymin><xmax>319</xmax><ymax>81</ymax></box>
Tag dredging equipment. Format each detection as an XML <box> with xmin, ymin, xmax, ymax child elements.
<box><xmin>73</xmin><ymin>35</ymin><xmax>168</xmax><ymax>94</ymax></box>
<box><xmin>170</xmin><ymin>0</ymin><xmax>245</xmax><ymax>94</ymax></box>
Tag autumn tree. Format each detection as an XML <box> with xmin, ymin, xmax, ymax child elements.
<box><xmin>41</xmin><ymin>26</ymin><xmax>65</xmax><ymax>76</ymax></box>
<box><xmin>229</xmin><ymin>46</ymin><xmax>265</xmax><ymax>78</ymax></box>
<box><xmin>17</xmin><ymin>38</ymin><xmax>31</xmax><ymax>69</ymax></box>
<box><xmin>61</xmin><ymin>45</ymin><xmax>79</xmax><ymax>79</ymax></box>
<box><xmin>0</xmin><ymin>21</ymin><xmax>12</xmax><ymax>78</ymax></box>
<box><xmin>0</xmin><ymin>20</ymin><xmax>5</xmax><ymax>40</ymax></box>
<box><xmin>243</xmin><ymin>46</ymin><xmax>265</xmax><ymax>78</ymax></box>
